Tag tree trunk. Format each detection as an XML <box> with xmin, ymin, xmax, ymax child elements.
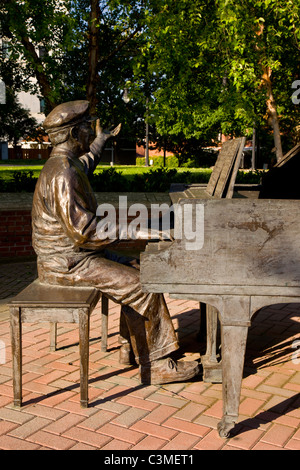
<box><xmin>87</xmin><ymin>0</ymin><xmax>100</xmax><ymax>116</ymax></box>
<box><xmin>262</xmin><ymin>66</ymin><xmax>283</xmax><ymax>163</ymax></box>
<box><xmin>20</xmin><ymin>36</ymin><xmax>57</xmax><ymax>112</ymax></box>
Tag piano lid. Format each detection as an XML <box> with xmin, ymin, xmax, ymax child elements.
<box><xmin>259</xmin><ymin>143</ymin><xmax>300</xmax><ymax>199</ymax></box>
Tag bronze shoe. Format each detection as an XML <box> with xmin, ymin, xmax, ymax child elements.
<box><xmin>119</xmin><ymin>343</ymin><xmax>136</xmax><ymax>365</ymax></box>
<box><xmin>140</xmin><ymin>357</ymin><xmax>200</xmax><ymax>385</ymax></box>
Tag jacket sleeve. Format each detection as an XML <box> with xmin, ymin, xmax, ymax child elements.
<box><xmin>78</xmin><ymin>151</ymin><xmax>99</xmax><ymax>177</ymax></box>
<box><xmin>79</xmin><ymin>133</ymin><xmax>108</xmax><ymax>176</ymax></box>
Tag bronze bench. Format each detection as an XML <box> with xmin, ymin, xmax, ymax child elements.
<box><xmin>9</xmin><ymin>280</ymin><xmax>109</xmax><ymax>408</ymax></box>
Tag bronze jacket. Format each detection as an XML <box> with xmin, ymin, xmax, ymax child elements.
<box><xmin>31</xmin><ymin>149</ymin><xmax>116</xmax><ymax>275</ymax></box>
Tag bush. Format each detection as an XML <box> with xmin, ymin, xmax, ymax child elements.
<box><xmin>1</xmin><ymin>170</ymin><xmax>38</xmax><ymax>192</ymax></box>
<box><xmin>136</xmin><ymin>149</ymin><xmax>219</xmax><ymax>168</ymax></box>
<box><xmin>132</xmin><ymin>168</ymin><xmax>212</xmax><ymax>191</ymax></box>
<box><xmin>136</xmin><ymin>155</ymin><xmax>179</xmax><ymax>167</ymax></box>
<box><xmin>12</xmin><ymin>170</ymin><xmax>38</xmax><ymax>192</ymax></box>
<box><xmin>132</xmin><ymin>167</ymin><xmax>178</xmax><ymax>192</ymax></box>
<box><xmin>180</xmin><ymin>150</ymin><xmax>219</xmax><ymax>168</ymax></box>
<box><xmin>0</xmin><ymin>177</ymin><xmax>6</xmax><ymax>192</ymax></box>
<box><xmin>235</xmin><ymin>170</ymin><xmax>264</xmax><ymax>184</ymax></box>
<box><xmin>0</xmin><ymin>166</ymin><xmax>263</xmax><ymax>193</ymax></box>
<box><xmin>91</xmin><ymin>166</ymin><xmax>197</xmax><ymax>193</ymax></box>
<box><xmin>90</xmin><ymin>167</ymin><xmax>129</xmax><ymax>192</ymax></box>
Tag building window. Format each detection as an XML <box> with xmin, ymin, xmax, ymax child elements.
<box><xmin>2</xmin><ymin>41</ymin><xmax>10</xmax><ymax>59</ymax></box>
<box><xmin>40</xmin><ymin>98</ymin><xmax>46</xmax><ymax>113</ymax></box>
<box><xmin>38</xmin><ymin>46</ymin><xmax>46</xmax><ymax>58</ymax></box>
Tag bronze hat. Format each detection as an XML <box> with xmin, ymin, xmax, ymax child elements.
<box><xmin>43</xmin><ymin>100</ymin><xmax>96</xmax><ymax>133</ymax></box>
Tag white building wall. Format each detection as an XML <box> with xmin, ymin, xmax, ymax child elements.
<box><xmin>18</xmin><ymin>89</ymin><xmax>45</xmax><ymax>125</ymax></box>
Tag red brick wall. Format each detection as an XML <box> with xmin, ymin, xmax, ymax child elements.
<box><xmin>0</xmin><ymin>210</ymin><xmax>35</xmax><ymax>259</ymax></box>
<box><xmin>136</xmin><ymin>143</ymin><xmax>175</xmax><ymax>159</ymax></box>
<box><xmin>0</xmin><ymin>209</ymin><xmax>148</xmax><ymax>260</ymax></box>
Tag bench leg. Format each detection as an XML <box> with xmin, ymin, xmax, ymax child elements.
<box><xmin>50</xmin><ymin>323</ymin><xmax>57</xmax><ymax>351</ymax></box>
<box><xmin>101</xmin><ymin>295</ymin><xmax>108</xmax><ymax>352</ymax></box>
<box><xmin>10</xmin><ymin>307</ymin><xmax>22</xmax><ymax>407</ymax></box>
<box><xmin>79</xmin><ymin>309</ymin><xmax>90</xmax><ymax>408</ymax></box>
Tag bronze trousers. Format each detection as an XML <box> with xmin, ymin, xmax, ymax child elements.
<box><xmin>38</xmin><ymin>251</ymin><xmax>179</xmax><ymax>365</ymax></box>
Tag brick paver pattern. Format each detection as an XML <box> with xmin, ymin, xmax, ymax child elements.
<box><xmin>0</xmin><ymin>261</ymin><xmax>299</xmax><ymax>450</ymax></box>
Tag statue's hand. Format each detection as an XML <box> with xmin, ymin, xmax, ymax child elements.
<box><xmin>90</xmin><ymin>120</ymin><xmax>122</xmax><ymax>158</ymax></box>
<box><xmin>96</xmin><ymin>120</ymin><xmax>121</xmax><ymax>139</ymax></box>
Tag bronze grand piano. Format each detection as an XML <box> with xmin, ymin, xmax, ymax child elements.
<box><xmin>140</xmin><ymin>139</ymin><xmax>300</xmax><ymax>438</ymax></box>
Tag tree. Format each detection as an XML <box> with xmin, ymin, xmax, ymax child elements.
<box><xmin>129</xmin><ymin>0</ymin><xmax>300</xmax><ymax>163</ymax></box>
<box><xmin>0</xmin><ymin>1</ymin><xmax>145</xmax><ymax>111</ymax></box>
<box><xmin>128</xmin><ymin>1</ymin><xmax>244</xmax><ymax>154</ymax></box>
<box><xmin>0</xmin><ymin>0</ymin><xmax>76</xmax><ymax>111</ymax></box>
<box><xmin>213</xmin><ymin>0</ymin><xmax>300</xmax><ymax>161</ymax></box>
<box><xmin>0</xmin><ymin>0</ymin><xmax>152</xmax><ymax>148</ymax></box>
<box><xmin>2</xmin><ymin>0</ymin><xmax>300</xmax><ymax>162</ymax></box>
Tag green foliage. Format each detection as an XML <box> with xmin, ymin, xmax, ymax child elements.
<box><xmin>0</xmin><ymin>165</ymin><xmax>264</xmax><ymax>193</ymax></box>
<box><xmin>2</xmin><ymin>0</ymin><xmax>300</xmax><ymax>161</ymax></box>
<box><xmin>0</xmin><ymin>170</ymin><xmax>38</xmax><ymax>192</ymax></box>
<box><xmin>235</xmin><ymin>170</ymin><xmax>264</xmax><ymax>184</ymax></box>
<box><xmin>0</xmin><ymin>0</ymin><xmax>76</xmax><ymax>109</ymax></box>
<box><xmin>0</xmin><ymin>91</ymin><xmax>39</xmax><ymax>146</ymax></box>
<box><xmin>90</xmin><ymin>167</ymin><xmax>129</xmax><ymax>192</ymax></box>
<box><xmin>136</xmin><ymin>150</ymin><xmax>219</xmax><ymax>168</ymax></box>
<box><xmin>132</xmin><ymin>167</ymin><xmax>178</xmax><ymax>192</ymax></box>
<box><xmin>181</xmin><ymin>151</ymin><xmax>218</xmax><ymax>169</ymax></box>
<box><xmin>90</xmin><ymin>167</ymin><xmax>185</xmax><ymax>192</ymax></box>
<box><xmin>131</xmin><ymin>167</ymin><xmax>212</xmax><ymax>191</ymax></box>
<box><xmin>0</xmin><ymin>177</ymin><xmax>6</xmax><ymax>192</ymax></box>
<box><xmin>128</xmin><ymin>0</ymin><xmax>300</xmax><ymax>156</ymax></box>
<box><xmin>136</xmin><ymin>155</ymin><xmax>179</xmax><ymax>167</ymax></box>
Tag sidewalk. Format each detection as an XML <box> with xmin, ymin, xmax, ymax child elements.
<box><xmin>0</xmin><ymin>259</ymin><xmax>299</xmax><ymax>450</ymax></box>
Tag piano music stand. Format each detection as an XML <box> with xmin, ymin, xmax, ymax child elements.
<box><xmin>205</xmin><ymin>137</ymin><xmax>246</xmax><ymax>199</ymax></box>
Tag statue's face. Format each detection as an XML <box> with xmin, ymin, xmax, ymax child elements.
<box><xmin>76</xmin><ymin>121</ymin><xmax>94</xmax><ymax>153</ymax></box>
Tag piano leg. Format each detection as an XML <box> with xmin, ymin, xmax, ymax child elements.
<box><xmin>198</xmin><ymin>302</ymin><xmax>207</xmax><ymax>341</ymax></box>
<box><xmin>201</xmin><ymin>305</ymin><xmax>222</xmax><ymax>383</ymax></box>
<box><xmin>217</xmin><ymin>324</ymin><xmax>248</xmax><ymax>438</ymax></box>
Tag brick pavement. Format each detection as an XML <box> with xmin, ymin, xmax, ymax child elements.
<box><xmin>0</xmin><ymin>260</ymin><xmax>299</xmax><ymax>450</ymax></box>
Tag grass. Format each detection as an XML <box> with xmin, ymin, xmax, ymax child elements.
<box><xmin>0</xmin><ymin>162</ymin><xmax>212</xmax><ymax>181</ymax></box>
<box><xmin>0</xmin><ymin>159</ymin><xmax>263</xmax><ymax>192</ymax></box>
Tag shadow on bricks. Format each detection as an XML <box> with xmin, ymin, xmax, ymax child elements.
<box><xmin>232</xmin><ymin>394</ymin><xmax>300</xmax><ymax>437</ymax></box>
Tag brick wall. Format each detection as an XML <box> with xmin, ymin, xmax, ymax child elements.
<box><xmin>0</xmin><ymin>210</ymin><xmax>35</xmax><ymax>259</ymax></box>
<box><xmin>0</xmin><ymin>208</ymin><xmax>149</xmax><ymax>261</ymax></box>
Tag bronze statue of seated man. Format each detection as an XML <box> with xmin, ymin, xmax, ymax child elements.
<box><xmin>31</xmin><ymin>100</ymin><xmax>199</xmax><ymax>385</ymax></box>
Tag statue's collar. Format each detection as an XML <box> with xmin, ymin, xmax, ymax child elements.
<box><xmin>50</xmin><ymin>148</ymin><xmax>78</xmax><ymax>159</ymax></box>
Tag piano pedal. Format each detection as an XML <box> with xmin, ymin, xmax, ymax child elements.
<box><xmin>201</xmin><ymin>355</ymin><xmax>222</xmax><ymax>383</ymax></box>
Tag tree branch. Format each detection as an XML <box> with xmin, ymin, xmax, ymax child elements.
<box><xmin>87</xmin><ymin>0</ymin><xmax>101</xmax><ymax>115</ymax></box>
<box><xmin>19</xmin><ymin>35</ymin><xmax>56</xmax><ymax>110</ymax></box>
<box><xmin>98</xmin><ymin>24</ymin><xmax>142</xmax><ymax>70</ymax></box>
